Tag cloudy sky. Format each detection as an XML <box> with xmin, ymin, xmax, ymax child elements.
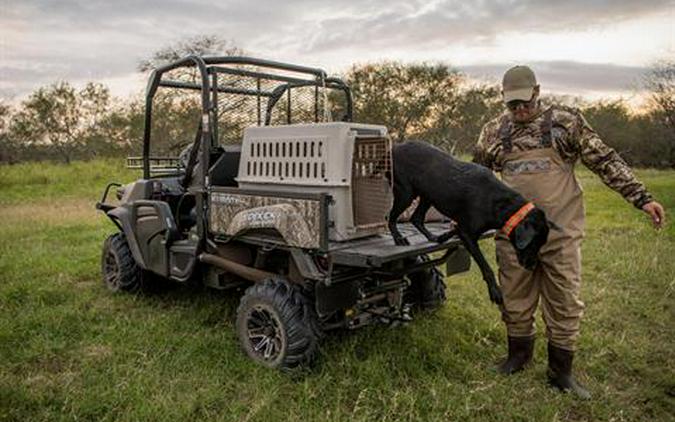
<box><xmin>1</xmin><ymin>0</ymin><xmax>673</xmax><ymax>103</ymax></box>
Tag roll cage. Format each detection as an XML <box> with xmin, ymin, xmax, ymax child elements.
<box><xmin>140</xmin><ymin>55</ymin><xmax>353</xmax><ymax>252</ymax></box>
<box><xmin>142</xmin><ymin>55</ymin><xmax>353</xmax><ymax>180</ymax></box>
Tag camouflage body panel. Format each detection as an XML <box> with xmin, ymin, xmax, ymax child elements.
<box><xmin>209</xmin><ymin>190</ymin><xmax>325</xmax><ymax>249</ymax></box>
<box><xmin>473</xmin><ymin>105</ymin><xmax>653</xmax><ymax>208</ymax></box>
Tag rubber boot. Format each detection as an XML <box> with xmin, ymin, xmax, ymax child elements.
<box><xmin>547</xmin><ymin>343</ymin><xmax>591</xmax><ymax>400</ymax></box>
<box><xmin>496</xmin><ymin>335</ymin><xmax>535</xmax><ymax>375</ymax></box>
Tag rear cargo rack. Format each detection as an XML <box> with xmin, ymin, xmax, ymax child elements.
<box><xmin>127</xmin><ymin>156</ymin><xmax>181</xmax><ymax>174</ymax></box>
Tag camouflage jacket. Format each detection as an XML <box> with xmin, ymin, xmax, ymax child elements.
<box><xmin>473</xmin><ymin>104</ymin><xmax>653</xmax><ymax>209</ymax></box>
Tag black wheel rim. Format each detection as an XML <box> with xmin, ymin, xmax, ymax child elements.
<box><xmin>246</xmin><ymin>305</ymin><xmax>284</xmax><ymax>362</ymax></box>
<box><xmin>103</xmin><ymin>250</ymin><xmax>120</xmax><ymax>290</ymax></box>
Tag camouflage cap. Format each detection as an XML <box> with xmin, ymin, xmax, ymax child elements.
<box><xmin>502</xmin><ymin>65</ymin><xmax>537</xmax><ymax>102</ymax></box>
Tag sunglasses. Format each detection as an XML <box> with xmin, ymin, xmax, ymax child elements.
<box><xmin>506</xmin><ymin>95</ymin><xmax>536</xmax><ymax>111</ymax></box>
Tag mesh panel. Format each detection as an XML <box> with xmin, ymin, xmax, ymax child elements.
<box><xmin>145</xmin><ymin>63</ymin><xmax>352</xmax><ymax>181</ymax></box>
<box><xmin>268</xmin><ymin>85</ymin><xmax>325</xmax><ymax>126</ymax></box>
<box><xmin>148</xmin><ymin>67</ymin><xmax>203</xmax><ymax>157</ymax></box>
<box><xmin>212</xmin><ymin>68</ymin><xmax>336</xmax><ymax>145</ymax></box>
<box><xmin>149</xmin><ymin>93</ymin><xmax>202</xmax><ymax>156</ymax></box>
<box><xmin>151</xmin><ymin>64</ymin><xmax>347</xmax><ymax>152</ymax></box>
<box><xmin>212</xmin><ymin>68</ymin><xmax>274</xmax><ymax>144</ymax></box>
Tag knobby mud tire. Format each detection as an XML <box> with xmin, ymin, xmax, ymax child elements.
<box><xmin>101</xmin><ymin>232</ymin><xmax>142</xmax><ymax>293</ymax></box>
<box><xmin>236</xmin><ymin>278</ymin><xmax>321</xmax><ymax>370</ymax></box>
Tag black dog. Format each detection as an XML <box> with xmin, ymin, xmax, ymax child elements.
<box><xmin>389</xmin><ymin>141</ymin><xmax>554</xmax><ymax>305</ymax></box>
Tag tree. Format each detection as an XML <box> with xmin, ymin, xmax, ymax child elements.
<box><xmin>432</xmin><ymin>84</ymin><xmax>502</xmax><ymax>154</ymax></box>
<box><xmin>582</xmin><ymin>100</ymin><xmax>639</xmax><ymax>162</ymax></box>
<box><xmin>644</xmin><ymin>60</ymin><xmax>675</xmax><ymax>132</ymax></box>
<box><xmin>582</xmin><ymin>98</ymin><xmax>674</xmax><ymax>168</ymax></box>
<box><xmin>138</xmin><ymin>35</ymin><xmax>249</xmax><ymax>150</ymax></box>
<box><xmin>91</xmin><ymin>96</ymin><xmax>145</xmax><ymax>157</ymax></box>
<box><xmin>342</xmin><ymin>62</ymin><xmax>508</xmax><ymax>155</ymax></box>
<box><xmin>0</xmin><ymin>101</ymin><xmax>20</xmax><ymax>164</ymax></box>
<box><xmin>345</xmin><ymin>62</ymin><xmax>459</xmax><ymax>141</ymax></box>
<box><xmin>643</xmin><ymin>60</ymin><xmax>675</xmax><ymax>167</ymax></box>
<box><xmin>138</xmin><ymin>34</ymin><xmax>244</xmax><ymax>72</ymax></box>
<box><xmin>9</xmin><ymin>82</ymin><xmax>111</xmax><ymax>164</ymax></box>
<box><xmin>345</xmin><ymin>62</ymin><xmax>463</xmax><ymax>144</ymax></box>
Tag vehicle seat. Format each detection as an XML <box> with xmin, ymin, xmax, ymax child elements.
<box><xmin>209</xmin><ymin>145</ymin><xmax>241</xmax><ymax>187</ymax></box>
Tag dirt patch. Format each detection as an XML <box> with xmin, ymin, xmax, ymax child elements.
<box><xmin>0</xmin><ymin>198</ymin><xmax>98</xmax><ymax>225</ymax></box>
<box><xmin>82</xmin><ymin>344</ymin><xmax>113</xmax><ymax>360</ymax></box>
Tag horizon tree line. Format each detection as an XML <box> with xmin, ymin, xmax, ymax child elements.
<box><xmin>1</xmin><ymin>36</ymin><xmax>673</xmax><ymax>168</ymax></box>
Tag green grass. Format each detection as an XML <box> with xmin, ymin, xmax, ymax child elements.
<box><xmin>0</xmin><ymin>160</ymin><xmax>673</xmax><ymax>422</ymax></box>
<box><xmin>0</xmin><ymin>159</ymin><xmax>138</xmax><ymax>205</ymax></box>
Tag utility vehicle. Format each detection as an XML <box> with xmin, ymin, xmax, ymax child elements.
<box><xmin>96</xmin><ymin>56</ymin><xmax>473</xmax><ymax>369</ymax></box>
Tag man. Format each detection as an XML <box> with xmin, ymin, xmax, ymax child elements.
<box><xmin>473</xmin><ymin>65</ymin><xmax>665</xmax><ymax>399</ymax></box>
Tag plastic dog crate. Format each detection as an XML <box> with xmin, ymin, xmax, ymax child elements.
<box><xmin>236</xmin><ymin>122</ymin><xmax>393</xmax><ymax>241</ymax></box>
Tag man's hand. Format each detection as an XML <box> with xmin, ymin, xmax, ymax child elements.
<box><xmin>642</xmin><ymin>201</ymin><xmax>665</xmax><ymax>229</ymax></box>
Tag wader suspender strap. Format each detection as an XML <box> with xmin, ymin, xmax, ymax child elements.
<box><xmin>498</xmin><ymin>108</ymin><xmax>554</xmax><ymax>153</ymax></box>
<box><xmin>540</xmin><ymin>108</ymin><xmax>553</xmax><ymax>147</ymax></box>
<box><xmin>498</xmin><ymin>116</ymin><xmax>513</xmax><ymax>153</ymax></box>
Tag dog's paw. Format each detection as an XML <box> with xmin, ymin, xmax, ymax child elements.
<box><xmin>393</xmin><ymin>236</ymin><xmax>410</xmax><ymax>246</ymax></box>
<box><xmin>489</xmin><ymin>286</ymin><xmax>504</xmax><ymax>305</ymax></box>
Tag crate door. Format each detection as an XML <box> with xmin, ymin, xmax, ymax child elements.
<box><xmin>351</xmin><ymin>137</ymin><xmax>392</xmax><ymax>230</ymax></box>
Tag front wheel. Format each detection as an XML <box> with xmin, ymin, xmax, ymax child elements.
<box><xmin>101</xmin><ymin>233</ymin><xmax>142</xmax><ymax>293</ymax></box>
<box><xmin>236</xmin><ymin>278</ymin><xmax>320</xmax><ymax>370</ymax></box>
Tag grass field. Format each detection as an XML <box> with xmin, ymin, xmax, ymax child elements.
<box><xmin>0</xmin><ymin>159</ymin><xmax>673</xmax><ymax>422</ymax></box>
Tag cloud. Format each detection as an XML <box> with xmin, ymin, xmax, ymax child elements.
<box><xmin>304</xmin><ymin>0</ymin><xmax>672</xmax><ymax>52</ymax></box>
<box><xmin>459</xmin><ymin>61</ymin><xmax>648</xmax><ymax>94</ymax></box>
<box><xmin>0</xmin><ymin>0</ymin><xmax>671</xmax><ymax>99</ymax></box>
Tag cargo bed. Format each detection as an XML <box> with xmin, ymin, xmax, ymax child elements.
<box><xmin>327</xmin><ymin>222</ymin><xmax>456</xmax><ymax>266</ymax></box>
<box><xmin>328</xmin><ymin>223</ymin><xmax>495</xmax><ymax>267</ymax></box>
<box><xmin>232</xmin><ymin>221</ymin><xmax>495</xmax><ymax>268</ymax></box>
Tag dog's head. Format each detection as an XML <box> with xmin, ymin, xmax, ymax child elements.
<box><xmin>508</xmin><ymin>207</ymin><xmax>551</xmax><ymax>270</ymax></box>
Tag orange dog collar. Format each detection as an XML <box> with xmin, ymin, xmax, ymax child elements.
<box><xmin>502</xmin><ymin>202</ymin><xmax>535</xmax><ymax>236</ymax></box>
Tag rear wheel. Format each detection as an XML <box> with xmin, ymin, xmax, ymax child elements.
<box><xmin>406</xmin><ymin>255</ymin><xmax>447</xmax><ymax>310</ymax></box>
<box><xmin>101</xmin><ymin>233</ymin><xmax>142</xmax><ymax>293</ymax></box>
<box><xmin>236</xmin><ymin>278</ymin><xmax>320</xmax><ymax>370</ymax></box>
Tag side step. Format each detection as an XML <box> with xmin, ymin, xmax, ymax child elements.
<box><xmin>169</xmin><ymin>240</ymin><xmax>198</xmax><ymax>282</ymax></box>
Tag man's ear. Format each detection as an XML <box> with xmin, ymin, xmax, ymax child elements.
<box><xmin>514</xmin><ymin>222</ymin><xmax>536</xmax><ymax>249</ymax></box>
<box><xmin>533</xmin><ymin>85</ymin><xmax>540</xmax><ymax>97</ymax></box>
<box><xmin>547</xmin><ymin>219</ymin><xmax>562</xmax><ymax>231</ymax></box>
